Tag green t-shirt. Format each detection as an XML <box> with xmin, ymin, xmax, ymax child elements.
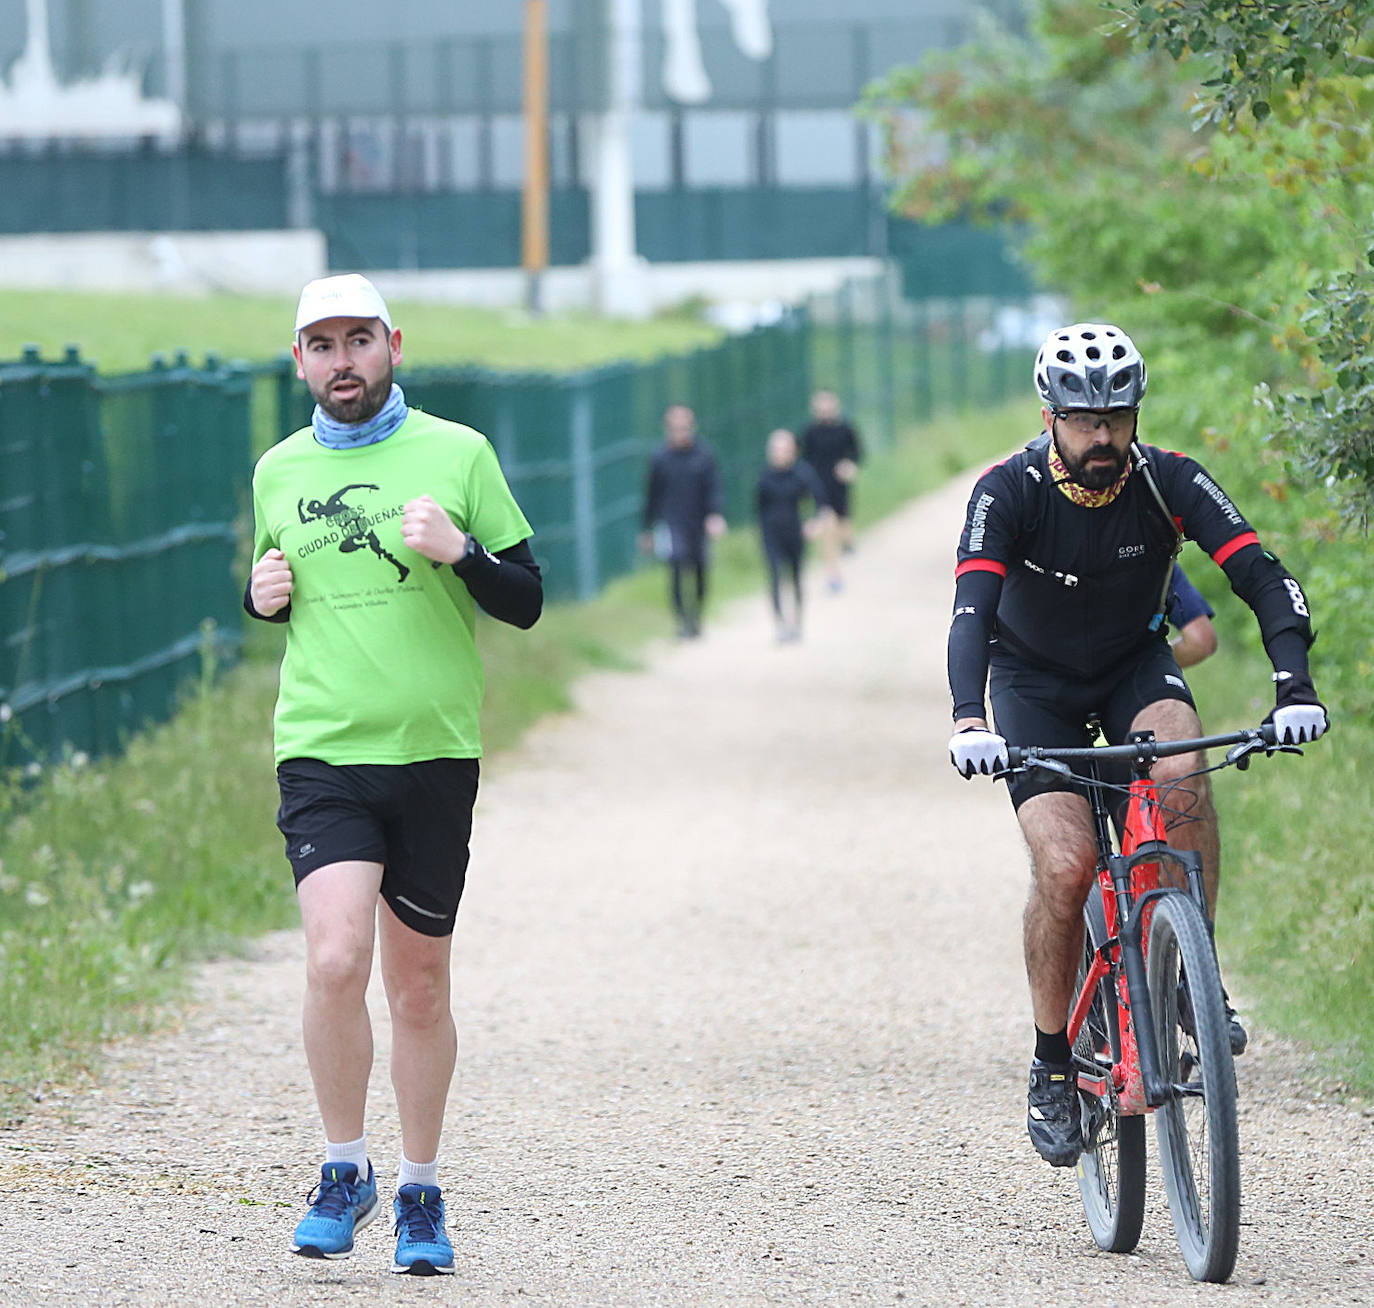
<box><xmin>250</xmin><ymin>409</ymin><xmax>533</xmax><ymax>765</ymax></box>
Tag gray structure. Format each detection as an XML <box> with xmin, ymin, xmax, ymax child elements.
<box><xmin>0</xmin><ymin>0</ymin><xmax>1031</xmax><ymax>288</ymax></box>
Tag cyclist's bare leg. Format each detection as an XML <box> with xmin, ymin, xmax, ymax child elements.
<box><xmin>1016</xmin><ymin>791</ymin><xmax>1099</xmax><ymax>1032</ymax></box>
<box><xmin>297</xmin><ymin>860</ymin><xmax>384</xmax><ymax>1142</ymax></box>
<box><xmin>1132</xmin><ymin>698</ymin><xmax>1221</xmax><ymax>914</ymax></box>
<box><xmin>378</xmin><ymin>901</ymin><xmax>457</xmax><ymax>1167</ymax></box>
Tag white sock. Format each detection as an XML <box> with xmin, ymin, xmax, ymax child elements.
<box><xmin>324</xmin><ymin>1135</ymin><xmax>370</xmax><ymax>1180</ymax></box>
<box><xmin>397</xmin><ymin>1155</ymin><xmax>440</xmax><ymax>1191</ymax></box>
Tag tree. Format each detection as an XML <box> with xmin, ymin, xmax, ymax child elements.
<box><xmin>865</xmin><ymin>0</ymin><xmax>1374</xmax><ymax>523</ymax></box>
<box><xmin>1118</xmin><ymin>0</ymin><xmax>1374</xmax><ymax>525</ymax></box>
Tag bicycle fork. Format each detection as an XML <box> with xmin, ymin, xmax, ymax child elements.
<box><xmin>1107</xmin><ymin>843</ymin><xmax>1209</xmax><ymax>1111</ymax></box>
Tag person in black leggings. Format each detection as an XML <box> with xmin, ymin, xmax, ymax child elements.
<box><xmin>755</xmin><ymin>428</ymin><xmax>831</xmax><ymax>642</ymax></box>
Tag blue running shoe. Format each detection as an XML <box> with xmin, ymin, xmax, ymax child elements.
<box><xmin>391</xmin><ymin>1184</ymin><xmax>455</xmax><ymax>1276</ymax></box>
<box><xmin>291</xmin><ymin>1161</ymin><xmax>379</xmax><ymax>1259</ymax></box>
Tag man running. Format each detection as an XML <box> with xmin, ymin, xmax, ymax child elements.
<box><xmin>246</xmin><ymin>273</ymin><xmax>542</xmax><ymax>1273</ymax></box>
<box><xmin>800</xmin><ymin>389</ymin><xmax>863</xmax><ymax>591</ymax></box>
<box><xmin>944</xmin><ymin>322</ymin><xmax>1328</xmax><ymax>1167</ymax></box>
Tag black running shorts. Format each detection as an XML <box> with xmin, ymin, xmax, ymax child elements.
<box><xmin>989</xmin><ymin>640</ymin><xmax>1196</xmax><ymax>811</ymax></box>
<box><xmin>275</xmin><ymin>756</ymin><xmax>480</xmax><ymax>937</ymax></box>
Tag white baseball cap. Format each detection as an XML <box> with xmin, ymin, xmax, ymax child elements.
<box><xmin>294</xmin><ymin>273</ymin><xmax>393</xmax><ymax>335</ymax></box>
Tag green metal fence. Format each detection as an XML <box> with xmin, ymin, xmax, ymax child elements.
<box><xmin>0</xmin><ymin>349</ymin><xmax>252</xmax><ymax>769</ymax></box>
<box><xmin>3</xmin><ymin>271</ymin><xmax>1036</xmax><ymax>769</ymax></box>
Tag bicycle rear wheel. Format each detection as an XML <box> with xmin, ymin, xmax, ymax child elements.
<box><xmin>1146</xmin><ymin>892</ymin><xmax>1240</xmax><ymax>1283</ymax></box>
<box><xmin>1074</xmin><ymin>885</ymin><xmax>1146</xmax><ymax>1253</ymax></box>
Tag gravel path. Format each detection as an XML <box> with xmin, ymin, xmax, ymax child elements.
<box><xmin>1</xmin><ymin>472</ymin><xmax>1370</xmax><ymax>1306</ymax></box>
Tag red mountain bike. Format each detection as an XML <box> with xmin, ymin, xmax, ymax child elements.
<box><xmin>1004</xmin><ymin>722</ymin><xmax>1294</xmax><ymax>1284</ymax></box>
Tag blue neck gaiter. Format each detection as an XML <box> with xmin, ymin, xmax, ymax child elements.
<box><xmin>312</xmin><ymin>383</ymin><xmax>408</xmax><ymax>449</ymax></box>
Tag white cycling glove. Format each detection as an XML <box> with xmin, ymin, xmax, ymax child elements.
<box><xmin>949</xmin><ymin>728</ymin><xmax>1009</xmax><ymax>778</ymax></box>
<box><xmin>1271</xmin><ymin>702</ymin><xmax>1328</xmax><ymax>745</ymax></box>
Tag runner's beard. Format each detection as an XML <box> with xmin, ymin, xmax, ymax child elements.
<box><xmin>313</xmin><ymin>364</ymin><xmax>393</xmax><ymax>424</ymax></box>
<box><xmin>1052</xmin><ymin>433</ymin><xmax>1128</xmax><ymax>490</ymax></box>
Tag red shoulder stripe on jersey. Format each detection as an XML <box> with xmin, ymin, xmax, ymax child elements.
<box><xmin>1212</xmin><ymin>531</ymin><xmax>1259</xmax><ymax>567</ymax></box>
<box><xmin>956</xmin><ymin>558</ymin><xmax>1008</xmax><ymax>579</ymax></box>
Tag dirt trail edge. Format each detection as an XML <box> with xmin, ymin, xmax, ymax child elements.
<box><xmin>2</xmin><ymin>470</ymin><xmax>1369</xmax><ymax>1307</ymax></box>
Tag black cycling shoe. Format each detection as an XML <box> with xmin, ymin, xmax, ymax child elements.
<box><xmin>1027</xmin><ymin>1059</ymin><xmax>1083</xmax><ymax>1167</ymax></box>
<box><xmin>1224</xmin><ymin>996</ymin><xmax>1248</xmax><ymax>1056</ymax></box>
<box><xmin>1177</xmin><ymin>979</ymin><xmax>1248</xmax><ymax>1056</ymax></box>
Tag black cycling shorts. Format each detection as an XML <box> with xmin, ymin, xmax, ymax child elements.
<box><xmin>823</xmin><ymin>478</ymin><xmax>852</xmax><ymax>519</ymax></box>
<box><xmin>275</xmin><ymin>756</ymin><xmax>480</xmax><ymax>937</ymax></box>
<box><xmin>989</xmin><ymin>640</ymin><xmax>1195</xmax><ymax>811</ymax></box>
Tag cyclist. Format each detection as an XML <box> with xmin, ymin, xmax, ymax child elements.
<box><xmin>944</xmin><ymin>323</ymin><xmax>1328</xmax><ymax>1168</ymax></box>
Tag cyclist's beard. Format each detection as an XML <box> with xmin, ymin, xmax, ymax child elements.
<box><xmin>1052</xmin><ymin>433</ymin><xmax>1128</xmax><ymax>490</ymax></box>
<box><xmin>313</xmin><ymin>363</ymin><xmax>393</xmax><ymax>424</ymax></box>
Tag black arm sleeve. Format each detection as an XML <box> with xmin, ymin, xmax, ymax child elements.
<box><xmin>454</xmin><ymin>537</ymin><xmax>543</xmax><ymax>630</ymax></box>
<box><xmin>947</xmin><ymin>568</ymin><xmax>1003</xmax><ymax>721</ymax></box>
<box><xmin>1218</xmin><ymin>542</ymin><xmax>1315</xmax><ymax>675</ymax></box>
<box><xmin>243</xmin><ymin>579</ymin><xmax>290</xmax><ymax>624</ymax></box>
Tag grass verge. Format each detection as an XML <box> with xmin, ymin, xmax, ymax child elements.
<box><xmin>0</xmin><ymin>290</ymin><xmax>722</xmax><ymax>374</ymax></box>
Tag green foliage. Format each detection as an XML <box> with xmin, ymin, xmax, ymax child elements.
<box><xmin>1267</xmin><ymin>250</ymin><xmax>1374</xmax><ymax>529</ymax></box>
<box><xmin>1120</xmin><ymin>0</ymin><xmax>1374</xmax><ymax>126</ymax></box>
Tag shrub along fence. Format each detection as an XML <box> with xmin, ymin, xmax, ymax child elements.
<box><xmin>1</xmin><ymin>272</ymin><xmax>1036</xmax><ymax>768</ymax></box>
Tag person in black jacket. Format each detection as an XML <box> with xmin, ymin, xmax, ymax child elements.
<box><xmin>755</xmin><ymin>428</ymin><xmax>831</xmax><ymax>642</ymax></box>
<box><xmin>944</xmin><ymin>322</ymin><xmax>1329</xmax><ymax>1171</ymax></box>
<box><xmin>800</xmin><ymin>389</ymin><xmax>863</xmax><ymax>591</ymax></box>
<box><xmin>639</xmin><ymin>404</ymin><xmax>726</xmax><ymax>637</ymax></box>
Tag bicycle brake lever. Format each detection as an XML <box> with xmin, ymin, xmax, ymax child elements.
<box><xmin>1025</xmin><ymin>757</ymin><xmax>1074</xmax><ymax>779</ymax></box>
<box><xmin>1225</xmin><ymin>740</ymin><xmax>1257</xmax><ymax>770</ymax></box>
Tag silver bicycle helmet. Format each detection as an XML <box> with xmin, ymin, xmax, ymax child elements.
<box><xmin>1034</xmin><ymin>323</ymin><xmax>1147</xmax><ymax>410</ymax></box>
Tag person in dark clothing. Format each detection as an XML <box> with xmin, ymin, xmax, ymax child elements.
<box><xmin>639</xmin><ymin>404</ymin><xmax>726</xmax><ymax>637</ymax></box>
<box><xmin>800</xmin><ymin>389</ymin><xmax>863</xmax><ymax>591</ymax></box>
<box><xmin>1166</xmin><ymin>561</ymin><xmax>1218</xmax><ymax>668</ymax></box>
<box><xmin>755</xmin><ymin>428</ymin><xmax>831</xmax><ymax>642</ymax></box>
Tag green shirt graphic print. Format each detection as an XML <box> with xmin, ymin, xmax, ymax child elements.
<box><xmin>250</xmin><ymin>410</ymin><xmax>533</xmax><ymax>766</ymax></box>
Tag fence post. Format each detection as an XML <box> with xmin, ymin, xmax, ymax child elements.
<box><xmin>877</xmin><ymin>272</ymin><xmax>896</xmax><ymax>449</ymax></box>
<box><xmin>569</xmin><ymin>374</ymin><xmax>599</xmax><ymax>600</ymax></box>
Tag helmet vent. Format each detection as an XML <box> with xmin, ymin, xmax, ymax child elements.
<box><xmin>1055</xmin><ymin>349</ymin><xmax>1074</xmax><ymax>363</ymax></box>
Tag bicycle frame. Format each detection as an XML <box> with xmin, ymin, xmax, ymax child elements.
<box><xmin>1064</xmin><ymin>731</ymin><xmax>1212</xmax><ymax>1114</ymax></box>
<box><xmin>1006</xmin><ymin>723</ymin><xmax>1289</xmax><ymax>1120</ymax></box>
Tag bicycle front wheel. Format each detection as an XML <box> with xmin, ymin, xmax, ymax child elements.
<box><xmin>1147</xmin><ymin>892</ymin><xmax>1240</xmax><ymax>1283</ymax></box>
<box><xmin>1074</xmin><ymin>885</ymin><xmax>1146</xmax><ymax>1253</ymax></box>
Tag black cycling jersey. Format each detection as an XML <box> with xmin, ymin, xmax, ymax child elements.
<box><xmin>947</xmin><ymin>434</ymin><xmax>1315</xmax><ymax>721</ymax></box>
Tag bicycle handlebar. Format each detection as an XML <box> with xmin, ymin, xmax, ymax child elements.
<box><xmin>1005</xmin><ymin>723</ymin><xmax>1281</xmax><ymax>771</ymax></box>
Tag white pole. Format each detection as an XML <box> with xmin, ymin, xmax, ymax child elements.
<box><xmin>589</xmin><ymin>0</ymin><xmax>649</xmax><ymax>318</ymax></box>
<box><xmin>161</xmin><ymin>0</ymin><xmax>187</xmax><ymax>115</ymax></box>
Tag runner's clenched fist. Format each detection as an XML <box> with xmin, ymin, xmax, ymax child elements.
<box><xmin>402</xmin><ymin>494</ymin><xmax>468</xmax><ymax>565</ymax></box>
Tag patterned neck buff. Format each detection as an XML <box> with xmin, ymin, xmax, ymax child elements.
<box><xmin>312</xmin><ymin>383</ymin><xmax>408</xmax><ymax>449</ymax></box>
<box><xmin>1047</xmin><ymin>437</ymin><xmax>1132</xmax><ymax>508</ymax></box>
